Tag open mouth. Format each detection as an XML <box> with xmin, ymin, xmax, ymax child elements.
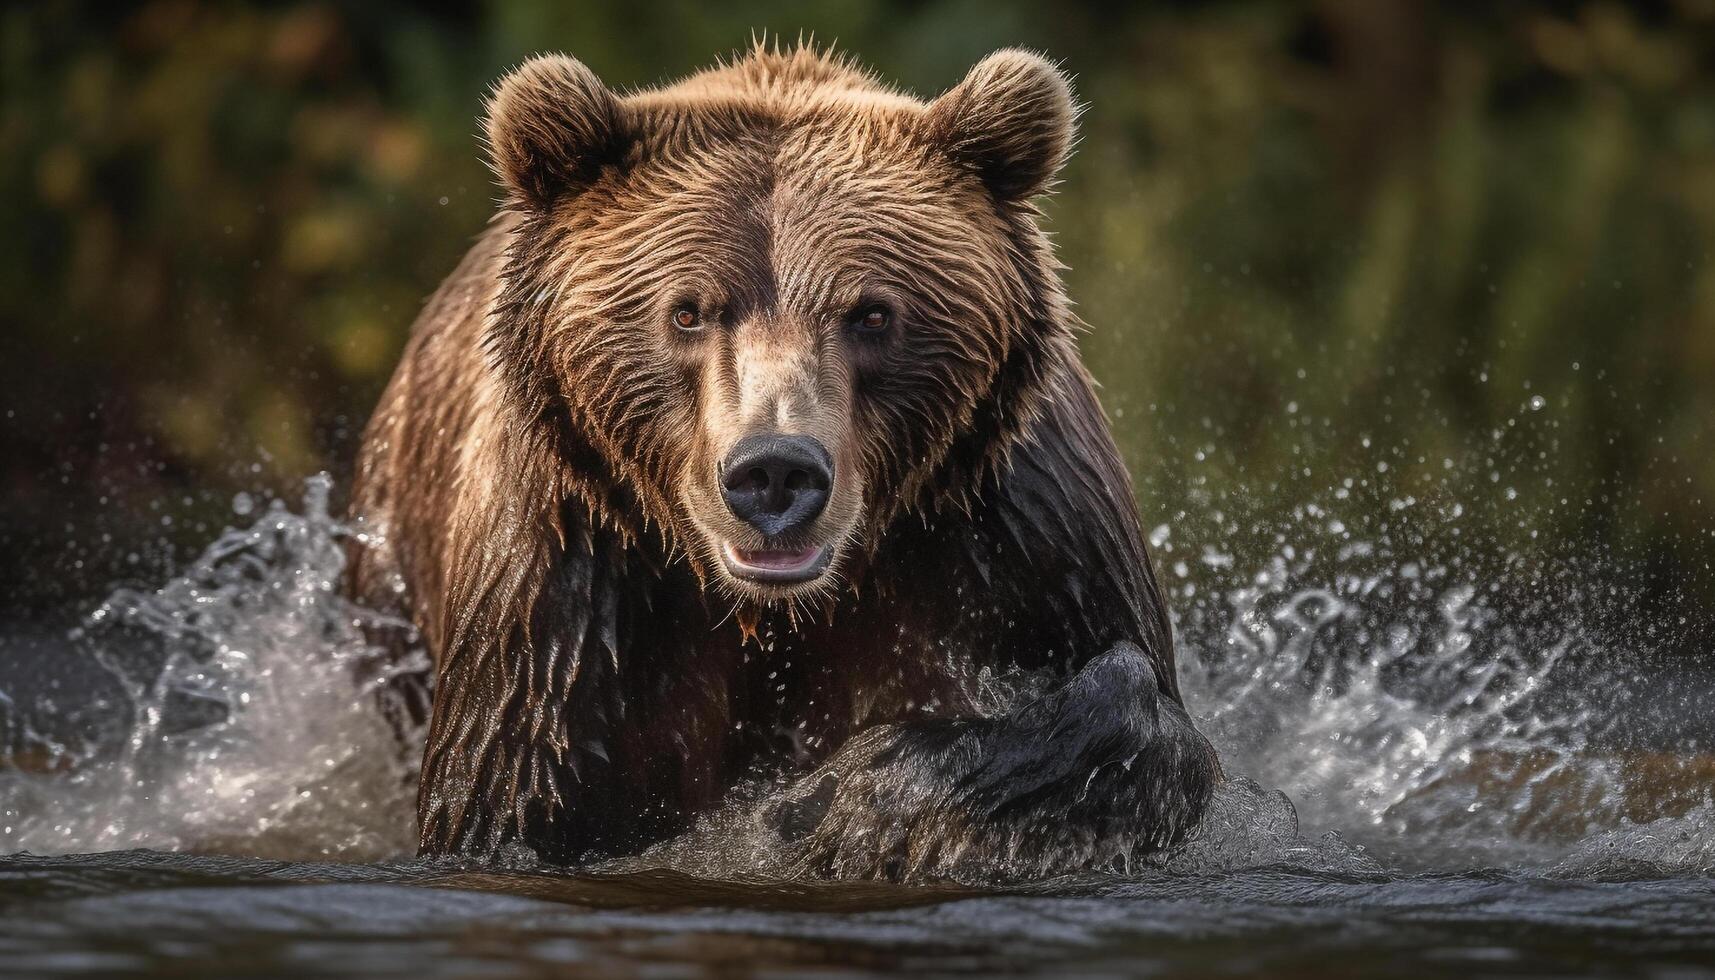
<box><xmin>720</xmin><ymin>542</ymin><xmax>830</xmax><ymax>585</ymax></box>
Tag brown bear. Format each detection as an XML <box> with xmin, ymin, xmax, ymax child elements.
<box><xmin>349</xmin><ymin>41</ymin><xmax>1219</xmax><ymax>880</ymax></box>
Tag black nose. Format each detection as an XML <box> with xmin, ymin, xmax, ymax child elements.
<box><xmin>720</xmin><ymin>435</ymin><xmax>833</xmax><ymax>538</ymax></box>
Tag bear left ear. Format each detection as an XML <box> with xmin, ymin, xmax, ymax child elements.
<box><xmin>485</xmin><ymin>53</ymin><xmax>626</xmax><ymax>210</ymax></box>
<box><xmin>925</xmin><ymin>49</ymin><xmax>1078</xmax><ymax>202</ymax></box>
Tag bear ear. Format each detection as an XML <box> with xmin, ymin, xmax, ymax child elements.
<box><xmin>484</xmin><ymin>54</ymin><xmax>625</xmax><ymax>209</ymax></box>
<box><xmin>924</xmin><ymin>49</ymin><xmax>1078</xmax><ymax>202</ymax></box>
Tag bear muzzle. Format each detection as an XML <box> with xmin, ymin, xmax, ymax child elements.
<box><xmin>717</xmin><ymin>433</ymin><xmax>836</xmax><ymax>584</ymax></box>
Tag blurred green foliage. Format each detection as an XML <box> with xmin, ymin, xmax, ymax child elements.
<box><xmin>1</xmin><ymin>1</ymin><xmax>1711</xmax><ymax>631</ymax></box>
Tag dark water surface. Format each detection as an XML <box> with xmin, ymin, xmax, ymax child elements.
<box><xmin>4</xmin><ymin>850</ymin><xmax>1714</xmax><ymax>978</ymax></box>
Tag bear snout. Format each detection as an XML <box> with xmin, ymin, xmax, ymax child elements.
<box><xmin>719</xmin><ymin>434</ymin><xmax>833</xmax><ymax>538</ymax></box>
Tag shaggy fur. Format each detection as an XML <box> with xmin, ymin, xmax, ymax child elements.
<box><xmin>349</xmin><ymin>41</ymin><xmax>1219</xmax><ymax>878</ymax></box>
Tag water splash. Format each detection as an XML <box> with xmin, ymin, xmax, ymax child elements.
<box><xmin>0</xmin><ymin>476</ymin><xmax>422</xmax><ymax>860</ymax></box>
<box><xmin>1</xmin><ymin>477</ymin><xmax>1710</xmax><ymax>878</ymax></box>
<box><xmin>1172</xmin><ymin>513</ymin><xmax>1714</xmax><ymax>869</ymax></box>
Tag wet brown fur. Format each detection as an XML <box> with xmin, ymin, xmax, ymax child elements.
<box><xmin>350</xmin><ymin>41</ymin><xmax>1218</xmax><ymax>875</ymax></box>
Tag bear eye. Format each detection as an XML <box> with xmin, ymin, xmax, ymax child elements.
<box><xmin>853</xmin><ymin>304</ymin><xmax>891</xmax><ymax>334</ymax></box>
<box><xmin>672</xmin><ymin>304</ymin><xmax>702</xmax><ymax>331</ymax></box>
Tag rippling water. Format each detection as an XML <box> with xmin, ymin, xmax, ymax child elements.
<box><xmin>2</xmin><ymin>477</ymin><xmax>1712</xmax><ymax>977</ymax></box>
<box><xmin>6</xmin><ymin>850</ymin><xmax>1715</xmax><ymax>977</ymax></box>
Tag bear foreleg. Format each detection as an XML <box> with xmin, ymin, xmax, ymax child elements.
<box><xmin>771</xmin><ymin>642</ymin><xmax>1219</xmax><ymax>881</ymax></box>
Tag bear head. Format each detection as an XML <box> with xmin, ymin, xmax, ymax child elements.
<box><xmin>482</xmin><ymin>43</ymin><xmax>1079</xmax><ymax>607</ymax></box>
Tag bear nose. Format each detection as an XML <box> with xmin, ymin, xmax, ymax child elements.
<box><xmin>720</xmin><ymin>435</ymin><xmax>833</xmax><ymax>538</ymax></box>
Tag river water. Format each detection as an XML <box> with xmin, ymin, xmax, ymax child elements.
<box><xmin>2</xmin><ymin>477</ymin><xmax>1712</xmax><ymax>977</ymax></box>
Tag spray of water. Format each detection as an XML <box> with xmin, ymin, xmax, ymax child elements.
<box><xmin>0</xmin><ymin>476</ymin><xmax>421</xmax><ymax>860</ymax></box>
<box><xmin>0</xmin><ymin>476</ymin><xmax>1709</xmax><ymax>875</ymax></box>
<box><xmin>1169</xmin><ymin>504</ymin><xmax>1713</xmax><ymax>870</ymax></box>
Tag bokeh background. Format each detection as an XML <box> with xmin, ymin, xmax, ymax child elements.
<box><xmin>2</xmin><ymin>1</ymin><xmax>1711</xmax><ymax>648</ymax></box>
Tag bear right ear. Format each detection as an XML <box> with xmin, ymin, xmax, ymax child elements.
<box><xmin>484</xmin><ymin>54</ymin><xmax>624</xmax><ymax>209</ymax></box>
<box><xmin>925</xmin><ymin>49</ymin><xmax>1077</xmax><ymax>203</ymax></box>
